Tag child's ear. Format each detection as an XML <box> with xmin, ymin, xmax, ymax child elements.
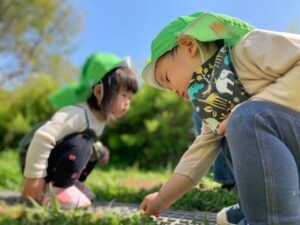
<box><xmin>93</xmin><ymin>83</ymin><xmax>104</xmax><ymax>103</ymax></box>
<box><xmin>178</xmin><ymin>35</ymin><xmax>198</xmax><ymax>56</ymax></box>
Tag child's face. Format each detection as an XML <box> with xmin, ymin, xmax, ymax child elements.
<box><xmin>111</xmin><ymin>90</ymin><xmax>134</xmax><ymax>118</ymax></box>
<box><xmin>154</xmin><ymin>37</ymin><xmax>201</xmax><ymax>101</ymax></box>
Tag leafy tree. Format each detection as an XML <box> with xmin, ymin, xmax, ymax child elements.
<box><xmin>0</xmin><ymin>0</ymin><xmax>82</xmax><ymax>86</ymax></box>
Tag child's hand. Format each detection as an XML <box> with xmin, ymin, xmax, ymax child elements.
<box><xmin>21</xmin><ymin>177</ymin><xmax>45</xmax><ymax>203</ymax></box>
<box><xmin>140</xmin><ymin>192</ymin><xmax>169</xmax><ymax>217</ymax></box>
<box><xmin>217</xmin><ymin>113</ymin><xmax>232</xmax><ymax>135</ymax></box>
<box><xmin>99</xmin><ymin>145</ymin><xmax>110</xmax><ymax>165</ymax></box>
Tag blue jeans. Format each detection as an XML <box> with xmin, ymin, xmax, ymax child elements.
<box><xmin>213</xmin><ymin>150</ymin><xmax>235</xmax><ymax>186</ymax></box>
<box><xmin>193</xmin><ymin>111</ymin><xmax>235</xmax><ymax>186</ymax></box>
<box><xmin>226</xmin><ymin>101</ymin><xmax>300</xmax><ymax>225</ymax></box>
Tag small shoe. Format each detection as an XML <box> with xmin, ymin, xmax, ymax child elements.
<box><xmin>216</xmin><ymin>203</ymin><xmax>244</xmax><ymax>225</ymax></box>
<box><xmin>42</xmin><ymin>185</ymin><xmax>91</xmax><ymax>209</ymax></box>
<box><xmin>75</xmin><ymin>181</ymin><xmax>96</xmax><ymax>201</ymax></box>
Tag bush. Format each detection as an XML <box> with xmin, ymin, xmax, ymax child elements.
<box><xmin>101</xmin><ymin>85</ymin><xmax>195</xmax><ymax>169</ymax></box>
<box><xmin>0</xmin><ymin>74</ymin><xmax>57</xmax><ymax>149</ymax></box>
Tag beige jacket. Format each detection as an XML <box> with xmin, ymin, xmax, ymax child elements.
<box><xmin>175</xmin><ymin>29</ymin><xmax>300</xmax><ymax>184</ymax></box>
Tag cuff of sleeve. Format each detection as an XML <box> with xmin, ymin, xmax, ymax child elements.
<box><xmin>24</xmin><ymin>166</ymin><xmax>47</xmax><ymax>178</ymax></box>
<box><xmin>174</xmin><ymin>149</ymin><xmax>220</xmax><ymax>184</ymax></box>
<box><xmin>174</xmin><ymin>166</ymin><xmax>203</xmax><ymax>185</ymax></box>
<box><xmin>92</xmin><ymin>141</ymin><xmax>104</xmax><ymax>160</ymax></box>
<box><xmin>173</xmin><ymin>171</ymin><xmax>197</xmax><ymax>186</ymax></box>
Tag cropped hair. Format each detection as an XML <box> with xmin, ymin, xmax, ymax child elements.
<box><xmin>87</xmin><ymin>67</ymin><xmax>138</xmax><ymax>120</ymax></box>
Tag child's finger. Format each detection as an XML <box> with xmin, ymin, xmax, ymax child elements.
<box><xmin>139</xmin><ymin>202</ymin><xmax>147</xmax><ymax>211</ymax></box>
<box><xmin>217</xmin><ymin>123</ymin><xmax>225</xmax><ymax>135</ymax></box>
<box><xmin>217</xmin><ymin>117</ymin><xmax>229</xmax><ymax>135</ymax></box>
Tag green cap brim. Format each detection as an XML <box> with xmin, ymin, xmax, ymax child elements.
<box><xmin>142</xmin><ymin>61</ymin><xmax>165</xmax><ymax>90</ymax></box>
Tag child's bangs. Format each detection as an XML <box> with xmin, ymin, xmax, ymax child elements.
<box><xmin>116</xmin><ymin>67</ymin><xmax>138</xmax><ymax>93</ymax></box>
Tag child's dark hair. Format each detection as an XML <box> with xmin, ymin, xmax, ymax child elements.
<box><xmin>87</xmin><ymin>67</ymin><xmax>138</xmax><ymax>120</ymax></box>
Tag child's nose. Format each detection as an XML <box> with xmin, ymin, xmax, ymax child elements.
<box><xmin>125</xmin><ymin>99</ymin><xmax>130</xmax><ymax>106</ymax></box>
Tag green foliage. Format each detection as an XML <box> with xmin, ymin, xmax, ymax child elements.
<box><xmin>0</xmin><ymin>150</ymin><xmax>237</xmax><ymax>212</ymax></box>
<box><xmin>13</xmin><ymin>74</ymin><xmax>57</xmax><ymax>123</ymax></box>
<box><xmin>0</xmin><ymin>201</ymin><xmax>162</xmax><ymax>225</ymax></box>
<box><xmin>102</xmin><ymin>85</ymin><xmax>195</xmax><ymax>169</ymax></box>
<box><xmin>0</xmin><ymin>74</ymin><xmax>57</xmax><ymax>149</ymax></box>
<box><xmin>174</xmin><ymin>186</ymin><xmax>237</xmax><ymax>212</ymax></box>
<box><xmin>0</xmin><ymin>90</ymin><xmax>13</xmax><ymax>147</ymax></box>
<box><xmin>0</xmin><ymin>150</ymin><xmax>23</xmax><ymax>189</ymax></box>
<box><xmin>0</xmin><ymin>0</ymin><xmax>81</xmax><ymax>85</ymax></box>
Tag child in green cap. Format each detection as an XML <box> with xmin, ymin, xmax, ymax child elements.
<box><xmin>21</xmin><ymin>53</ymin><xmax>138</xmax><ymax>209</ymax></box>
<box><xmin>140</xmin><ymin>12</ymin><xmax>300</xmax><ymax>225</ymax></box>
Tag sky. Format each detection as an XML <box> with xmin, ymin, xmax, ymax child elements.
<box><xmin>72</xmin><ymin>0</ymin><xmax>300</xmax><ymax>76</ymax></box>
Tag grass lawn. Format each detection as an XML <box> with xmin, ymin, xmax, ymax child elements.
<box><xmin>0</xmin><ymin>149</ymin><xmax>237</xmax><ymax>224</ymax></box>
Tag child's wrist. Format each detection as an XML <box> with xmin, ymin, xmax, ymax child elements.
<box><xmin>157</xmin><ymin>190</ymin><xmax>172</xmax><ymax>206</ymax></box>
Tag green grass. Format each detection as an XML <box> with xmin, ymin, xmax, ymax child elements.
<box><xmin>0</xmin><ymin>149</ymin><xmax>237</xmax><ymax>211</ymax></box>
<box><xmin>0</xmin><ymin>150</ymin><xmax>23</xmax><ymax>189</ymax></box>
<box><xmin>0</xmin><ymin>149</ymin><xmax>237</xmax><ymax>224</ymax></box>
<box><xmin>0</xmin><ymin>200</ymin><xmax>165</xmax><ymax>225</ymax></box>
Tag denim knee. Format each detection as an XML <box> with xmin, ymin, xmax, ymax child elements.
<box><xmin>226</xmin><ymin>101</ymin><xmax>258</xmax><ymax>141</ymax></box>
<box><xmin>227</xmin><ymin>100</ymin><xmax>300</xmax><ymax>141</ymax></box>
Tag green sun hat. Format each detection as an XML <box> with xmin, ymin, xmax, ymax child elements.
<box><xmin>49</xmin><ymin>53</ymin><xmax>130</xmax><ymax>109</ymax></box>
<box><xmin>142</xmin><ymin>12</ymin><xmax>255</xmax><ymax>89</ymax></box>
